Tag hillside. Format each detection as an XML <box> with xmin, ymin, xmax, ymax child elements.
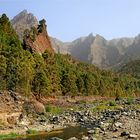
<box><xmin>0</xmin><ymin>13</ymin><xmax>140</xmax><ymax>99</ymax></box>
<box><xmin>118</xmin><ymin>59</ymin><xmax>140</xmax><ymax>79</ymax></box>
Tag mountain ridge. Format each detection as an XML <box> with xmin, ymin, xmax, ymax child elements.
<box><xmin>11</xmin><ymin>10</ymin><xmax>140</xmax><ymax>69</ymax></box>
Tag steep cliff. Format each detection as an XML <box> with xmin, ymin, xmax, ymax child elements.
<box><xmin>23</xmin><ymin>19</ymin><xmax>54</xmax><ymax>54</ymax></box>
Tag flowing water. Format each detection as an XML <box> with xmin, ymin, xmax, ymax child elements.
<box><xmin>14</xmin><ymin>126</ymin><xmax>88</xmax><ymax>140</ymax></box>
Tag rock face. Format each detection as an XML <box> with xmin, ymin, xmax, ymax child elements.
<box><xmin>51</xmin><ymin>34</ymin><xmax>95</xmax><ymax>63</ymax></box>
<box><xmin>121</xmin><ymin>35</ymin><xmax>140</xmax><ymax>62</ymax></box>
<box><xmin>70</xmin><ymin>33</ymin><xmax>94</xmax><ymax>63</ymax></box>
<box><xmin>89</xmin><ymin>36</ymin><xmax>134</xmax><ymax>68</ymax></box>
<box><xmin>50</xmin><ymin>37</ymin><xmax>71</xmax><ymax>54</ymax></box>
<box><xmin>52</xmin><ymin>34</ymin><xmax>135</xmax><ymax>69</ymax></box>
<box><xmin>0</xmin><ymin>90</ymin><xmax>23</xmax><ymax>113</ymax></box>
<box><xmin>33</xmin><ymin>32</ymin><xmax>53</xmax><ymax>54</ymax></box>
<box><xmin>11</xmin><ymin>10</ymin><xmax>53</xmax><ymax>54</ymax></box>
<box><xmin>11</xmin><ymin>10</ymin><xmax>38</xmax><ymax>41</ymax></box>
<box><xmin>24</xmin><ymin>26</ymin><xmax>54</xmax><ymax>54</ymax></box>
<box><xmin>54</xmin><ymin>33</ymin><xmax>140</xmax><ymax>71</ymax></box>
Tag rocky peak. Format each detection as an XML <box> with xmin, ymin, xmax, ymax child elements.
<box><xmin>11</xmin><ymin>10</ymin><xmax>38</xmax><ymax>40</ymax></box>
<box><xmin>93</xmin><ymin>34</ymin><xmax>106</xmax><ymax>47</ymax></box>
<box><xmin>11</xmin><ymin>10</ymin><xmax>37</xmax><ymax>24</ymax></box>
<box><xmin>87</xmin><ymin>33</ymin><xmax>94</xmax><ymax>39</ymax></box>
<box><xmin>20</xmin><ymin>9</ymin><xmax>27</xmax><ymax>14</ymax></box>
<box><xmin>86</xmin><ymin>33</ymin><xmax>95</xmax><ymax>43</ymax></box>
<box><xmin>11</xmin><ymin>10</ymin><xmax>27</xmax><ymax>23</ymax></box>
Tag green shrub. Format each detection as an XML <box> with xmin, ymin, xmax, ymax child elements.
<box><xmin>26</xmin><ymin>129</ymin><xmax>38</xmax><ymax>134</ymax></box>
<box><xmin>108</xmin><ymin>101</ymin><xmax>116</xmax><ymax>106</ymax></box>
<box><xmin>0</xmin><ymin>133</ymin><xmax>18</xmax><ymax>139</ymax></box>
<box><xmin>93</xmin><ymin>105</ymin><xmax>107</xmax><ymax>112</ymax></box>
<box><xmin>45</xmin><ymin>105</ymin><xmax>62</xmax><ymax>114</ymax></box>
<box><xmin>126</xmin><ymin>96</ymin><xmax>134</xmax><ymax>105</ymax></box>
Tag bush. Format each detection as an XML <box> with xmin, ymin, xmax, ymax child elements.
<box><xmin>0</xmin><ymin>133</ymin><xmax>18</xmax><ymax>139</ymax></box>
<box><xmin>126</xmin><ymin>96</ymin><xmax>134</xmax><ymax>105</ymax></box>
<box><xmin>45</xmin><ymin>105</ymin><xmax>62</xmax><ymax>114</ymax></box>
<box><xmin>108</xmin><ymin>101</ymin><xmax>116</xmax><ymax>106</ymax></box>
<box><xmin>26</xmin><ymin>129</ymin><xmax>38</xmax><ymax>134</ymax></box>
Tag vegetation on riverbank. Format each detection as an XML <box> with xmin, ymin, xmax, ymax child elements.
<box><xmin>45</xmin><ymin>105</ymin><xmax>63</xmax><ymax>114</ymax></box>
<box><xmin>0</xmin><ymin>133</ymin><xmax>18</xmax><ymax>140</ymax></box>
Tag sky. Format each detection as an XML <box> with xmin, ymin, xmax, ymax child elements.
<box><xmin>0</xmin><ymin>0</ymin><xmax>140</xmax><ymax>41</ymax></box>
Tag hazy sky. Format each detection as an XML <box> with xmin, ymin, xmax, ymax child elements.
<box><xmin>1</xmin><ymin>0</ymin><xmax>140</xmax><ymax>41</ymax></box>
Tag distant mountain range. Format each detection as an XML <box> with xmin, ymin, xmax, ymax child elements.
<box><xmin>11</xmin><ymin>10</ymin><xmax>140</xmax><ymax>69</ymax></box>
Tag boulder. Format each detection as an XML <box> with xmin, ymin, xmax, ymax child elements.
<box><xmin>7</xmin><ymin>116</ymin><xmax>17</xmax><ymax>125</ymax></box>
<box><xmin>23</xmin><ymin>100</ymin><xmax>46</xmax><ymax>115</ymax></box>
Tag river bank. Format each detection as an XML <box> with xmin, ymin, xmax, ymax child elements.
<box><xmin>0</xmin><ymin>94</ymin><xmax>140</xmax><ymax>140</ymax></box>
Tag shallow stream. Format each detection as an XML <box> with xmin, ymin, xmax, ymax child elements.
<box><xmin>14</xmin><ymin>126</ymin><xmax>88</xmax><ymax>140</ymax></box>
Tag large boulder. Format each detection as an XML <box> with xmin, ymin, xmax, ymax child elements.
<box><xmin>23</xmin><ymin>100</ymin><xmax>46</xmax><ymax>115</ymax></box>
<box><xmin>7</xmin><ymin>116</ymin><xmax>17</xmax><ymax>125</ymax></box>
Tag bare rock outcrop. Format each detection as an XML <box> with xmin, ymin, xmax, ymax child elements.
<box><xmin>11</xmin><ymin>10</ymin><xmax>38</xmax><ymax>41</ymax></box>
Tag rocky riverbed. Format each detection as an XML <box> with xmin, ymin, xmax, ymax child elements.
<box><xmin>0</xmin><ymin>92</ymin><xmax>140</xmax><ymax>140</ymax></box>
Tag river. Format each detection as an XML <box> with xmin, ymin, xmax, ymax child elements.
<box><xmin>14</xmin><ymin>126</ymin><xmax>88</xmax><ymax>140</ymax></box>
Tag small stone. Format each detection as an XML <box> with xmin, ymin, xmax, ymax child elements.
<box><xmin>114</xmin><ymin>122</ymin><xmax>122</xmax><ymax>128</ymax></box>
<box><xmin>113</xmin><ymin>128</ymin><xmax>119</xmax><ymax>132</ymax></box>
<box><xmin>100</xmin><ymin>122</ymin><xmax>109</xmax><ymax>131</ymax></box>
<box><xmin>88</xmin><ymin>130</ymin><xmax>95</xmax><ymax>134</ymax></box>
<box><xmin>79</xmin><ymin>118</ymin><xmax>84</xmax><ymax>122</ymax></box>
<box><xmin>81</xmin><ymin>136</ymin><xmax>89</xmax><ymax>140</ymax></box>
<box><xmin>121</xmin><ymin>131</ymin><xmax>129</xmax><ymax>136</ymax></box>
<box><xmin>122</xmin><ymin>112</ymin><xmax>128</xmax><ymax>115</ymax></box>
<box><xmin>49</xmin><ymin>137</ymin><xmax>63</xmax><ymax>140</ymax></box>
<box><xmin>112</xmin><ymin>135</ymin><xmax>118</xmax><ymax>138</ymax></box>
<box><xmin>94</xmin><ymin>128</ymin><xmax>100</xmax><ymax>134</ymax></box>
<box><xmin>70</xmin><ymin>108</ymin><xmax>74</xmax><ymax>111</ymax></box>
<box><xmin>129</xmin><ymin>134</ymin><xmax>138</xmax><ymax>139</ymax></box>
<box><xmin>67</xmin><ymin>137</ymin><xmax>78</xmax><ymax>140</ymax></box>
<box><xmin>90</xmin><ymin>137</ymin><xmax>97</xmax><ymax>140</ymax></box>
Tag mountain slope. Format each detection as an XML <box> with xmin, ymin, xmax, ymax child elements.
<box><xmin>50</xmin><ymin>37</ymin><xmax>70</xmax><ymax>54</ymax></box>
<box><xmin>51</xmin><ymin>34</ymin><xmax>135</xmax><ymax>69</ymax></box>
<box><xmin>118</xmin><ymin>59</ymin><xmax>140</xmax><ymax>79</ymax></box>
<box><xmin>2</xmin><ymin>13</ymin><xmax>140</xmax><ymax>98</ymax></box>
<box><xmin>11</xmin><ymin>10</ymin><xmax>140</xmax><ymax>69</ymax></box>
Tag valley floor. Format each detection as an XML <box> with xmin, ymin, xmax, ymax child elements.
<box><xmin>0</xmin><ymin>91</ymin><xmax>140</xmax><ymax>140</ymax></box>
